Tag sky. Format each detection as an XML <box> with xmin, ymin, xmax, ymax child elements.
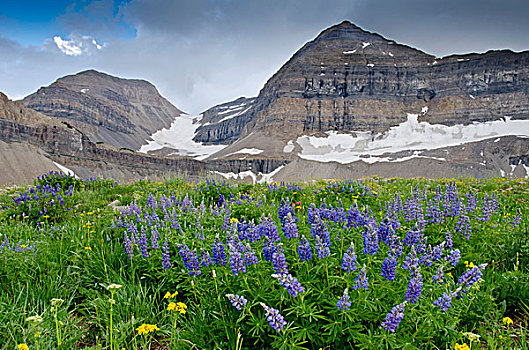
<box><xmin>1</xmin><ymin>0</ymin><xmax>528</xmax><ymax>114</ymax></box>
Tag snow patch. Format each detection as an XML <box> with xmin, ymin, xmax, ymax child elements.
<box><xmin>53</xmin><ymin>162</ymin><xmax>78</xmax><ymax>178</ymax></box>
<box><xmin>80</xmin><ymin>88</ymin><xmax>89</xmax><ymax>93</ymax></box>
<box><xmin>388</xmin><ymin>52</ymin><xmax>394</xmax><ymax>57</ymax></box>
<box><xmin>362</xmin><ymin>42</ymin><xmax>371</xmax><ymax>49</ymax></box>
<box><xmin>139</xmin><ymin>114</ymin><xmax>226</xmax><ymax>160</ymax></box>
<box><xmin>229</xmin><ymin>148</ymin><xmax>263</xmax><ymax>156</ymax></box>
<box><xmin>343</xmin><ymin>50</ymin><xmax>357</xmax><ymax>55</ymax></box>
<box><xmin>469</xmin><ymin>94</ymin><xmax>475</xmax><ymax>99</ymax></box>
<box><xmin>500</xmin><ymin>169</ymin><xmax>506</xmax><ymax>177</ymax></box>
<box><xmin>367</xmin><ymin>64</ymin><xmax>374</xmax><ymax>67</ymax></box>
<box><xmin>217</xmin><ymin>107</ymin><xmax>251</xmax><ymax>123</ymax></box>
<box><xmin>214</xmin><ymin>165</ymin><xmax>284</xmax><ymax>184</ymax></box>
<box><xmin>283</xmin><ymin>140</ymin><xmax>295</xmax><ymax>153</ymax></box>
<box><xmin>421</xmin><ymin>106</ymin><xmax>428</xmax><ymax>114</ymax></box>
<box><xmin>297</xmin><ymin>114</ymin><xmax>529</xmax><ymax>164</ymax></box>
<box><xmin>494</xmin><ymin>138</ymin><xmax>501</xmax><ymax>142</ymax></box>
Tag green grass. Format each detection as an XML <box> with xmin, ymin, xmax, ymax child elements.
<box><xmin>0</xmin><ymin>173</ymin><xmax>527</xmax><ymax>349</ymax></box>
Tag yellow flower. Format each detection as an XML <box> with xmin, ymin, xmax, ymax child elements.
<box><xmin>18</xmin><ymin>344</ymin><xmax>29</xmax><ymax>350</ymax></box>
<box><xmin>146</xmin><ymin>324</ymin><xmax>159</xmax><ymax>332</ymax></box>
<box><xmin>136</xmin><ymin>324</ymin><xmax>148</xmax><ymax>335</ymax></box>
<box><xmin>455</xmin><ymin>343</ymin><xmax>470</xmax><ymax>350</ymax></box>
<box><xmin>503</xmin><ymin>317</ymin><xmax>514</xmax><ymax>325</ymax></box>
<box><xmin>85</xmin><ymin>246</ymin><xmax>92</xmax><ymax>251</ymax></box>
<box><xmin>447</xmin><ymin>272</ymin><xmax>453</xmax><ymax>278</ymax></box>
<box><xmin>167</xmin><ymin>302</ymin><xmax>177</xmax><ymax>311</ymax></box>
<box><xmin>177</xmin><ymin>302</ymin><xmax>188</xmax><ymax>314</ymax></box>
<box><xmin>136</xmin><ymin>323</ymin><xmax>158</xmax><ymax>335</ymax></box>
<box><xmin>164</xmin><ymin>291</ymin><xmax>178</xmax><ymax>299</ymax></box>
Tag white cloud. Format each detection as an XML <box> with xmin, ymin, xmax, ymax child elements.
<box><xmin>53</xmin><ymin>36</ymin><xmax>83</xmax><ymax>56</ymax></box>
<box><xmin>53</xmin><ymin>33</ymin><xmax>105</xmax><ymax>56</ymax></box>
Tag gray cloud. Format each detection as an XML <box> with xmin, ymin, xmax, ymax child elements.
<box><xmin>1</xmin><ymin>0</ymin><xmax>528</xmax><ymax>113</ymax></box>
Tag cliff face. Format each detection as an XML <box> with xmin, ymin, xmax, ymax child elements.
<box><xmin>23</xmin><ymin>70</ymin><xmax>182</xmax><ymax>150</ymax></box>
<box><xmin>193</xmin><ymin>97</ymin><xmax>255</xmax><ymax>144</ymax></box>
<box><xmin>0</xmin><ymin>92</ymin><xmax>288</xmax><ymax>185</ymax></box>
<box><xmin>237</xmin><ymin>21</ymin><xmax>529</xmax><ymax>139</ymax></box>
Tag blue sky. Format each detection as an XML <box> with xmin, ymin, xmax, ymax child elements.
<box><xmin>1</xmin><ymin>0</ymin><xmax>528</xmax><ymax>113</ymax></box>
<box><xmin>0</xmin><ymin>0</ymin><xmax>136</xmax><ymax>46</ymax></box>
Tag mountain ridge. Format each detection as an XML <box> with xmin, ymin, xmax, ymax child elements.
<box><xmin>2</xmin><ymin>21</ymin><xmax>528</xmax><ymax>183</ymax></box>
<box><xmin>23</xmin><ymin>69</ymin><xmax>182</xmax><ymax>150</ymax></box>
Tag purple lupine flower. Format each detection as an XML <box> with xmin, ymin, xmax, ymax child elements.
<box><xmin>381</xmin><ymin>255</ymin><xmax>397</xmax><ymax>281</ymax></box>
<box><xmin>272</xmin><ymin>273</ymin><xmax>304</xmax><ymax>297</ymax></box>
<box><xmin>200</xmin><ymin>248</ymin><xmax>213</xmax><ymax>267</ymax></box>
<box><xmin>455</xmin><ymin>213</ymin><xmax>472</xmax><ymax>240</ymax></box>
<box><xmin>446</xmin><ymin>230</ymin><xmax>454</xmax><ymax>250</ymax></box>
<box><xmin>226</xmin><ymin>294</ymin><xmax>248</xmax><ymax>311</ymax></box>
<box><xmin>341</xmin><ymin>242</ymin><xmax>357</xmax><ymax>273</ymax></box>
<box><xmin>139</xmin><ymin>226</ymin><xmax>149</xmax><ymax>258</ymax></box>
<box><xmin>315</xmin><ymin>235</ymin><xmax>330</xmax><ymax>259</ymax></box>
<box><xmin>353</xmin><ymin>265</ymin><xmax>369</xmax><ymax>290</ymax></box>
<box><xmin>362</xmin><ymin>224</ymin><xmax>379</xmax><ymax>255</ymax></box>
<box><xmin>457</xmin><ymin>263</ymin><xmax>487</xmax><ymax>296</ymax></box>
<box><xmin>283</xmin><ymin>213</ymin><xmax>299</xmax><ymax>239</ymax></box>
<box><xmin>123</xmin><ymin>231</ymin><xmax>134</xmax><ymax>260</ymax></box>
<box><xmin>177</xmin><ymin>243</ymin><xmax>200</xmax><ymax>276</ymax></box>
<box><xmin>263</xmin><ymin>236</ymin><xmax>277</xmax><ymax>262</ymax></box>
<box><xmin>244</xmin><ymin>243</ymin><xmax>259</xmax><ymax>266</ymax></box>
<box><xmin>433</xmin><ymin>292</ymin><xmax>453</xmax><ymax>311</ymax></box>
<box><xmin>402</xmin><ymin>247</ymin><xmax>419</xmax><ymax>272</ymax></box>
<box><xmin>228</xmin><ymin>244</ymin><xmax>246</xmax><ymax>276</ymax></box>
<box><xmin>381</xmin><ymin>301</ymin><xmax>407</xmax><ymax>333</ymax></box>
<box><xmin>310</xmin><ymin>216</ymin><xmax>331</xmax><ymax>247</ymax></box>
<box><xmin>151</xmin><ymin>226</ymin><xmax>160</xmax><ymax>249</ymax></box>
<box><xmin>162</xmin><ymin>237</ymin><xmax>171</xmax><ymax>269</ymax></box>
<box><xmin>212</xmin><ymin>235</ymin><xmax>227</xmax><ymax>266</ymax></box>
<box><xmin>297</xmin><ymin>235</ymin><xmax>312</xmax><ymax>261</ymax></box>
<box><xmin>420</xmin><ymin>245</ymin><xmax>433</xmax><ymax>267</ymax></box>
<box><xmin>336</xmin><ymin>288</ymin><xmax>351</xmax><ymax>311</ymax></box>
<box><xmin>347</xmin><ymin>202</ymin><xmax>363</xmax><ymax>228</ymax></box>
<box><xmin>260</xmin><ymin>303</ymin><xmax>287</xmax><ymax>332</ymax></box>
<box><xmin>261</xmin><ymin>215</ymin><xmax>281</xmax><ymax>242</ymax></box>
<box><xmin>445</xmin><ymin>248</ymin><xmax>461</xmax><ymax>267</ymax></box>
<box><xmin>511</xmin><ymin>209</ymin><xmax>522</xmax><ymax>229</ymax></box>
<box><xmin>404</xmin><ymin>268</ymin><xmax>422</xmax><ymax>304</ymax></box>
<box><xmin>432</xmin><ymin>265</ymin><xmax>445</xmax><ymax>284</ymax></box>
<box><xmin>387</xmin><ymin>231</ymin><xmax>403</xmax><ymax>258</ymax></box>
<box><xmin>272</xmin><ymin>243</ymin><xmax>289</xmax><ymax>274</ymax></box>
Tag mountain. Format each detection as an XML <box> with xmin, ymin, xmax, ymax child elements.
<box><xmin>5</xmin><ymin>21</ymin><xmax>529</xmax><ymax>184</ymax></box>
<box><xmin>23</xmin><ymin>70</ymin><xmax>182</xmax><ymax>150</ymax></box>
<box><xmin>198</xmin><ymin>21</ymin><xmax>529</xmax><ymax>179</ymax></box>
<box><xmin>0</xmin><ymin>92</ymin><xmax>284</xmax><ymax>186</ymax></box>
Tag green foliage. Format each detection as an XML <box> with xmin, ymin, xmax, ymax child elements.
<box><xmin>0</xmin><ymin>176</ymin><xmax>527</xmax><ymax>349</ymax></box>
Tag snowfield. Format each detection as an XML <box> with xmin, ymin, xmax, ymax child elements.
<box><xmin>139</xmin><ymin>114</ymin><xmax>226</xmax><ymax>160</ymax></box>
<box><xmin>296</xmin><ymin>114</ymin><xmax>529</xmax><ymax>164</ymax></box>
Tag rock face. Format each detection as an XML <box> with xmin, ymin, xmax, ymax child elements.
<box><xmin>0</xmin><ymin>92</ymin><xmax>288</xmax><ymax>185</ymax></box>
<box><xmin>223</xmin><ymin>21</ymin><xmax>529</xmax><ymax>141</ymax></box>
<box><xmin>193</xmin><ymin>97</ymin><xmax>255</xmax><ymax>144</ymax></box>
<box><xmin>23</xmin><ymin>70</ymin><xmax>182</xmax><ymax>150</ymax></box>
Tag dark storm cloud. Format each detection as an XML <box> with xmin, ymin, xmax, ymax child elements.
<box><xmin>1</xmin><ymin>0</ymin><xmax>528</xmax><ymax>113</ymax></box>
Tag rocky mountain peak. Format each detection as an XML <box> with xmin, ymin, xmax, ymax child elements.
<box><xmin>314</xmin><ymin>20</ymin><xmax>387</xmax><ymax>43</ymax></box>
<box><xmin>23</xmin><ymin>70</ymin><xmax>182</xmax><ymax>150</ymax></box>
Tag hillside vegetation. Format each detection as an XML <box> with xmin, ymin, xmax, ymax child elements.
<box><xmin>0</xmin><ymin>173</ymin><xmax>528</xmax><ymax>349</ymax></box>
